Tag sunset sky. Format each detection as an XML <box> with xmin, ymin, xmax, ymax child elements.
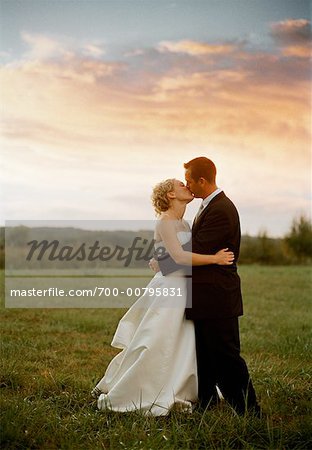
<box><xmin>1</xmin><ymin>0</ymin><xmax>311</xmax><ymax>236</ymax></box>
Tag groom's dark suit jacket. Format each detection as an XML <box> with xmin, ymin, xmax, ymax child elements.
<box><xmin>158</xmin><ymin>191</ymin><xmax>243</xmax><ymax>320</ymax></box>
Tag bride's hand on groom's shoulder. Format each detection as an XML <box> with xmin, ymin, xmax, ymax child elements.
<box><xmin>149</xmin><ymin>258</ymin><xmax>160</xmax><ymax>273</ymax></box>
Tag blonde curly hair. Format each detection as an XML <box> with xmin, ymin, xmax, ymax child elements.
<box><xmin>151</xmin><ymin>178</ymin><xmax>175</xmax><ymax>215</ymax></box>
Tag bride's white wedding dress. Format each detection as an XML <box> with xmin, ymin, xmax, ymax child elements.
<box><xmin>94</xmin><ymin>230</ymin><xmax>198</xmax><ymax>416</ymax></box>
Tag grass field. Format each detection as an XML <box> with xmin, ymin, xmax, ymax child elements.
<box><xmin>1</xmin><ymin>266</ymin><xmax>311</xmax><ymax>449</ymax></box>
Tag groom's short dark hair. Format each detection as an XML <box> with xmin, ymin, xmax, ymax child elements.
<box><xmin>184</xmin><ymin>157</ymin><xmax>216</xmax><ymax>183</ymax></box>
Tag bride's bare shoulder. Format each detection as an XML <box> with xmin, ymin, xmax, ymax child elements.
<box><xmin>155</xmin><ymin>215</ymin><xmax>176</xmax><ymax>234</ymax></box>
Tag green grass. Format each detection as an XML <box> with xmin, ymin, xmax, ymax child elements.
<box><xmin>1</xmin><ymin>266</ymin><xmax>312</xmax><ymax>449</ymax></box>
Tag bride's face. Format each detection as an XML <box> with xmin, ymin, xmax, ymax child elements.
<box><xmin>173</xmin><ymin>179</ymin><xmax>194</xmax><ymax>203</ymax></box>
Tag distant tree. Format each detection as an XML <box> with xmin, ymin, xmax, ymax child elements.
<box><xmin>284</xmin><ymin>215</ymin><xmax>312</xmax><ymax>263</ymax></box>
<box><xmin>239</xmin><ymin>232</ymin><xmax>288</xmax><ymax>265</ymax></box>
<box><xmin>257</xmin><ymin>230</ymin><xmax>273</xmax><ymax>264</ymax></box>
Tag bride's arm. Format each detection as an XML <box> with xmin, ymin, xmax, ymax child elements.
<box><xmin>157</xmin><ymin>219</ymin><xmax>234</xmax><ymax>266</ymax></box>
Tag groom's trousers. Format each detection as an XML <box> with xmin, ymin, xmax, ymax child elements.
<box><xmin>194</xmin><ymin>317</ymin><xmax>259</xmax><ymax>414</ymax></box>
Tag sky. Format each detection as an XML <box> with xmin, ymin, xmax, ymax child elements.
<box><xmin>1</xmin><ymin>0</ymin><xmax>311</xmax><ymax>236</ymax></box>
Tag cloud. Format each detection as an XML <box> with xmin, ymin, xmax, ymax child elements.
<box><xmin>281</xmin><ymin>45</ymin><xmax>311</xmax><ymax>58</ymax></box>
<box><xmin>270</xmin><ymin>19</ymin><xmax>311</xmax><ymax>58</ymax></box>
<box><xmin>1</xmin><ymin>28</ymin><xmax>310</xmax><ymax>155</ymax></box>
<box><xmin>270</xmin><ymin>19</ymin><xmax>311</xmax><ymax>44</ymax></box>
<box><xmin>21</xmin><ymin>31</ymin><xmax>106</xmax><ymax>60</ymax></box>
<box><xmin>82</xmin><ymin>43</ymin><xmax>105</xmax><ymax>58</ymax></box>
<box><xmin>6</xmin><ymin>57</ymin><xmax>120</xmax><ymax>84</ymax></box>
<box><xmin>2</xmin><ymin>28</ymin><xmax>310</xmax><ymax>126</ymax></box>
<box><xmin>158</xmin><ymin>40</ymin><xmax>236</xmax><ymax>56</ymax></box>
<box><xmin>21</xmin><ymin>32</ymin><xmax>71</xmax><ymax>59</ymax></box>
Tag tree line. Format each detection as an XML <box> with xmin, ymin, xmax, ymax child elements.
<box><xmin>0</xmin><ymin>215</ymin><xmax>311</xmax><ymax>268</ymax></box>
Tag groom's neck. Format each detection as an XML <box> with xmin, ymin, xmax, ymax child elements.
<box><xmin>201</xmin><ymin>184</ymin><xmax>218</xmax><ymax>199</ymax></box>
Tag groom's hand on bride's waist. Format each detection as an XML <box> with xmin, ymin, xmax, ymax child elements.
<box><xmin>149</xmin><ymin>257</ymin><xmax>160</xmax><ymax>273</ymax></box>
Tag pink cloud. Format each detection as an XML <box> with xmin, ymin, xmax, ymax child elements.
<box><xmin>270</xmin><ymin>19</ymin><xmax>311</xmax><ymax>59</ymax></box>
<box><xmin>270</xmin><ymin>19</ymin><xmax>311</xmax><ymax>43</ymax></box>
<box><xmin>1</xmin><ymin>30</ymin><xmax>310</xmax><ymax>157</ymax></box>
<box><xmin>281</xmin><ymin>45</ymin><xmax>311</xmax><ymax>58</ymax></box>
<box><xmin>158</xmin><ymin>40</ymin><xmax>236</xmax><ymax>56</ymax></box>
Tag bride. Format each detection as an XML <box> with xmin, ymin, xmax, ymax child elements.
<box><xmin>91</xmin><ymin>178</ymin><xmax>234</xmax><ymax>416</ymax></box>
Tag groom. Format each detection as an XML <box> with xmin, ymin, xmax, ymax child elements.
<box><xmin>156</xmin><ymin>157</ymin><xmax>260</xmax><ymax>416</ymax></box>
